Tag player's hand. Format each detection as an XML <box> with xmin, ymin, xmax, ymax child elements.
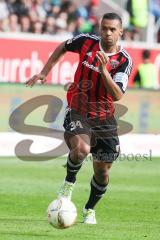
<box><xmin>25</xmin><ymin>73</ymin><xmax>47</xmax><ymax>87</ymax></box>
<box><xmin>96</xmin><ymin>51</ymin><xmax>109</xmax><ymax>73</ymax></box>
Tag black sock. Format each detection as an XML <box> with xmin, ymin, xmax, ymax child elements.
<box><xmin>65</xmin><ymin>155</ymin><xmax>83</xmax><ymax>183</ymax></box>
<box><xmin>85</xmin><ymin>176</ymin><xmax>108</xmax><ymax>209</ymax></box>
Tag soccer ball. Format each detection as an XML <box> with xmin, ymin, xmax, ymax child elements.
<box><xmin>47</xmin><ymin>198</ymin><xmax>77</xmax><ymax>229</ymax></box>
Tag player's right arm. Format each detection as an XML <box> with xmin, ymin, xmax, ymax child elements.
<box><xmin>25</xmin><ymin>41</ymin><xmax>67</xmax><ymax>87</ymax></box>
<box><xmin>26</xmin><ymin>34</ymin><xmax>88</xmax><ymax>87</ymax></box>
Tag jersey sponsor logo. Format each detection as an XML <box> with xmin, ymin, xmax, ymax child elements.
<box><xmin>110</xmin><ymin>60</ymin><xmax>120</xmax><ymax>69</ymax></box>
<box><xmin>82</xmin><ymin>60</ymin><xmax>100</xmax><ymax>73</ymax></box>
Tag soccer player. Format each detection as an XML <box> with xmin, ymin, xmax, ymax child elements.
<box><xmin>26</xmin><ymin>13</ymin><xmax>133</xmax><ymax>224</ymax></box>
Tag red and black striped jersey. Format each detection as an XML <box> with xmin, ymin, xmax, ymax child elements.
<box><xmin>65</xmin><ymin>34</ymin><xmax>133</xmax><ymax>120</ymax></box>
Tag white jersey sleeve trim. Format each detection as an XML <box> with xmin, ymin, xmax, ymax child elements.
<box><xmin>113</xmin><ymin>72</ymin><xmax>128</xmax><ymax>92</ymax></box>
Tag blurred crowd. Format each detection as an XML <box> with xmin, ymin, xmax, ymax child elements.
<box><xmin>0</xmin><ymin>0</ymin><xmax>99</xmax><ymax>37</ymax></box>
<box><xmin>0</xmin><ymin>0</ymin><xmax>159</xmax><ymax>42</ymax></box>
<box><xmin>123</xmin><ymin>0</ymin><xmax>160</xmax><ymax>42</ymax></box>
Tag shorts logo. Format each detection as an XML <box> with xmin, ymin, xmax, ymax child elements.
<box><xmin>70</xmin><ymin>120</ymin><xmax>83</xmax><ymax>131</ymax></box>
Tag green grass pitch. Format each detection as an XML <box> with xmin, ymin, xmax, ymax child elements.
<box><xmin>0</xmin><ymin>157</ymin><xmax>160</xmax><ymax>240</ymax></box>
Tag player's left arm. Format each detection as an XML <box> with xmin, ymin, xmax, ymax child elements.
<box><xmin>96</xmin><ymin>51</ymin><xmax>132</xmax><ymax>101</ymax></box>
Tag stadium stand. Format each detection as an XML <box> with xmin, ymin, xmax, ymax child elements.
<box><xmin>0</xmin><ymin>0</ymin><xmax>159</xmax><ymax>42</ymax></box>
<box><xmin>0</xmin><ymin>0</ymin><xmax>100</xmax><ymax>36</ymax></box>
<box><xmin>112</xmin><ymin>0</ymin><xmax>160</xmax><ymax>42</ymax></box>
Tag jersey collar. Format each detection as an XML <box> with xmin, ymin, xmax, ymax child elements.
<box><xmin>99</xmin><ymin>40</ymin><xmax>123</xmax><ymax>56</ymax></box>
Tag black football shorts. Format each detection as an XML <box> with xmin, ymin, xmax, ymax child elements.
<box><xmin>63</xmin><ymin>107</ymin><xmax>120</xmax><ymax>163</ymax></box>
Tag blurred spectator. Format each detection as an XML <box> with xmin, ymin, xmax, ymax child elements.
<box><xmin>34</xmin><ymin>0</ymin><xmax>47</xmax><ymax>22</ymax></box>
<box><xmin>20</xmin><ymin>15</ymin><xmax>31</xmax><ymax>32</ymax></box>
<box><xmin>32</xmin><ymin>21</ymin><xmax>43</xmax><ymax>34</ymax></box>
<box><xmin>7</xmin><ymin>0</ymin><xmax>30</xmax><ymax>16</ymax></box>
<box><xmin>55</xmin><ymin>11</ymin><xmax>67</xmax><ymax>33</ymax></box>
<box><xmin>77</xmin><ymin>6</ymin><xmax>88</xmax><ymax>19</ymax></box>
<box><xmin>150</xmin><ymin>0</ymin><xmax>160</xmax><ymax>22</ymax></box>
<box><xmin>54</xmin><ymin>0</ymin><xmax>77</xmax><ymax>26</ymax></box>
<box><xmin>43</xmin><ymin>16</ymin><xmax>56</xmax><ymax>34</ymax></box>
<box><xmin>28</xmin><ymin>9</ymin><xmax>39</xmax><ymax>24</ymax></box>
<box><xmin>50</xmin><ymin>4</ymin><xmax>60</xmax><ymax>18</ymax></box>
<box><xmin>158</xmin><ymin>28</ymin><xmax>160</xmax><ymax>42</ymax></box>
<box><xmin>0</xmin><ymin>20</ymin><xmax>4</xmax><ymax>32</ymax></box>
<box><xmin>149</xmin><ymin>0</ymin><xmax>160</xmax><ymax>42</ymax></box>
<box><xmin>126</xmin><ymin>0</ymin><xmax>149</xmax><ymax>41</ymax></box>
<box><xmin>133</xmin><ymin>50</ymin><xmax>159</xmax><ymax>89</ymax></box>
<box><xmin>0</xmin><ymin>0</ymin><xmax>99</xmax><ymax>36</ymax></box>
<box><xmin>8</xmin><ymin>13</ymin><xmax>20</xmax><ymax>32</ymax></box>
<box><xmin>0</xmin><ymin>0</ymin><xmax>9</xmax><ymax>20</ymax></box>
<box><xmin>50</xmin><ymin>0</ymin><xmax>61</xmax><ymax>6</ymax></box>
<box><xmin>76</xmin><ymin>17</ymin><xmax>93</xmax><ymax>34</ymax></box>
<box><xmin>122</xmin><ymin>27</ymin><xmax>134</xmax><ymax>41</ymax></box>
<box><xmin>67</xmin><ymin>20</ymin><xmax>77</xmax><ymax>34</ymax></box>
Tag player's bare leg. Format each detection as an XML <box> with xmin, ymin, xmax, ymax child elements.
<box><xmin>83</xmin><ymin>160</ymin><xmax>112</xmax><ymax>224</ymax></box>
<box><xmin>66</xmin><ymin>134</ymin><xmax>90</xmax><ymax>165</ymax></box>
<box><xmin>58</xmin><ymin>134</ymin><xmax>90</xmax><ymax>199</ymax></box>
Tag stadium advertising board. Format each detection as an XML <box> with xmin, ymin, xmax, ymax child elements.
<box><xmin>0</xmin><ymin>83</ymin><xmax>159</xmax><ymax>157</ymax></box>
<box><xmin>0</xmin><ymin>35</ymin><xmax>160</xmax><ymax>86</ymax></box>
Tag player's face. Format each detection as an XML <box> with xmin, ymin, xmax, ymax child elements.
<box><xmin>100</xmin><ymin>18</ymin><xmax>123</xmax><ymax>47</ymax></box>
